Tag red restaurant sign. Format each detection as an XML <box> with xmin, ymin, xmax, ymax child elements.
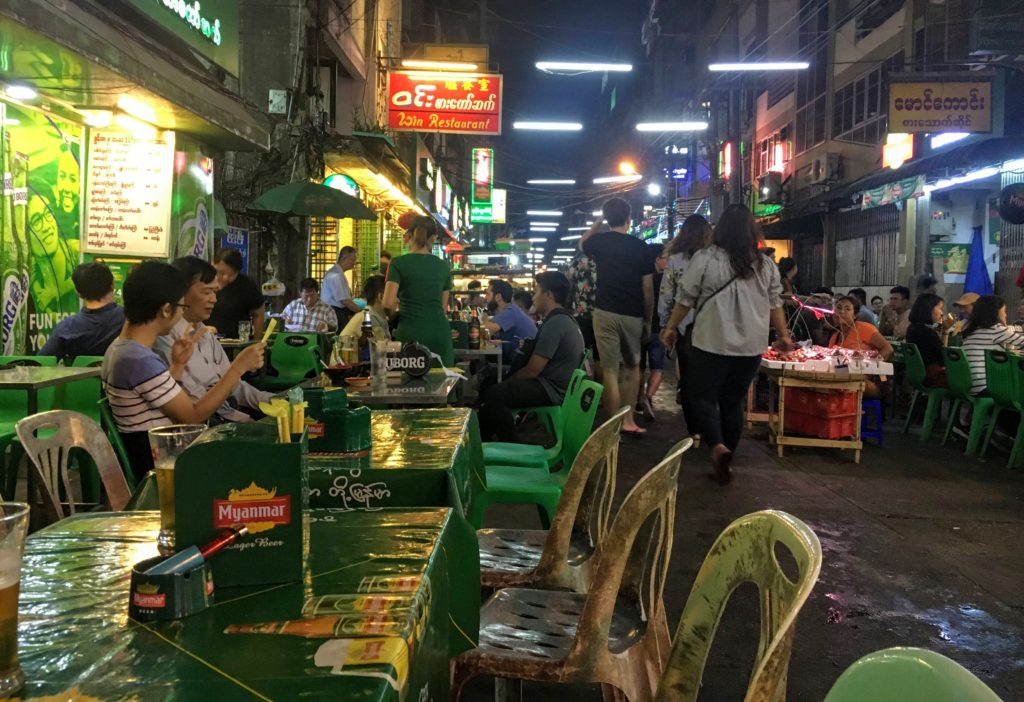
<box><xmin>387</xmin><ymin>70</ymin><xmax>503</xmax><ymax>135</ymax></box>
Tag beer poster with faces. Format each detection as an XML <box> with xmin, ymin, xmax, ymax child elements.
<box><xmin>0</xmin><ymin>102</ymin><xmax>82</xmax><ymax>354</ymax></box>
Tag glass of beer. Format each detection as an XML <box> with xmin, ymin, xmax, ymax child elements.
<box><xmin>237</xmin><ymin>321</ymin><xmax>252</xmax><ymax>343</ymax></box>
<box><xmin>148</xmin><ymin>425</ymin><xmax>206</xmax><ymax>556</ymax></box>
<box><xmin>0</xmin><ymin>502</ymin><xmax>29</xmax><ymax>698</ymax></box>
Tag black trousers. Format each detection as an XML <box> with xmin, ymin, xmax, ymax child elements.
<box><xmin>675</xmin><ymin>334</ymin><xmax>699</xmax><ymax>435</ymax></box>
<box><xmin>121</xmin><ymin>431</ymin><xmax>156</xmax><ymax>483</ymax></box>
<box><xmin>686</xmin><ymin>348</ymin><xmax>761</xmax><ymax>451</ymax></box>
<box><xmin>479</xmin><ymin>378</ymin><xmax>553</xmax><ymax>442</ymax></box>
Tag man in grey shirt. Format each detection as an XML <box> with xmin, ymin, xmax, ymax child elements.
<box><xmin>478</xmin><ymin>271</ymin><xmax>584</xmax><ymax>442</ymax></box>
<box><xmin>155</xmin><ymin>257</ymin><xmax>274</xmax><ymax>424</ymax></box>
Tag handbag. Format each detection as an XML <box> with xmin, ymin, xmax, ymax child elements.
<box><xmin>509</xmin><ymin>308</ymin><xmax>575</xmax><ymax>375</ymax></box>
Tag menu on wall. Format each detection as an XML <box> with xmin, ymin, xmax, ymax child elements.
<box><xmin>84</xmin><ymin>129</ymin><xmax>175</xmax><ymax>258</ymax></box>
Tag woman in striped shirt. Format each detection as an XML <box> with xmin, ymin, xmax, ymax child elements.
<box><xmin>962</xmin><ymin>295</ymin><xmax>1024</xmax><ymax>395</ymax></box>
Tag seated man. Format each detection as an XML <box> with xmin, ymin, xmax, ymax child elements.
<box><xmin>478</xmin><ymin>272</ymin><xmax>584</xmax><ymax>442</ymax></box>
<box><xmin>40</xmin><ymin>262</ymin><xmax>125</xmax><ymax>362</ymax></box>
<box><xmin>483</xmin><ymin>279</ymin><xmax>537</xmax><ymax>365</ymax></box>
<box><xmin>102</xmin><ymin>261</ymin><xmax>265</xmax><ymax>480</ymax></box>
<box><xmin>281</xmin><ymin>278</ymin><xmax>339</xmax><ymax>332</ymax></box>
<box><xmin>155</xmin><ymin>257</ymin><xmax>275</xmax><ymax>425</ymax></box>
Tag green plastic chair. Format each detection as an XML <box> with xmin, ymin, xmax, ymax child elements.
<box><xmin>261</xmin><ymin>333</ymin><xmax>322</xmax><ymax>391</ymax></box>
<box><xmin>654</xmin><ymin>511</ymin><xmax>822</xmax><ymax>702</ymax></box>
<box><xmin>901</xmin><ymin>343</ymin><xmax>949</xmax><ymax>441</ymax></box>
<box><xmin>823</xmin><ymin>647</ymin><xmax>1003</xmax><ymax>702</ymax></box>
<box><xmin>492</xmin><ymin>370</ymin><xmax>586</xmax><ymax>468</ymax></box>
<box><xmin>941</xmin><ymin>347</ymin><xmax>995</xmax><ymax>456</ymax></box>
<box><xmin>98</xmin><ymin>397</ymin><xmax>137</xmax><ymax>492</ymax></box>
<box><xmin>978</xmin><ymin>350</ymin><xmax>1024</xmax><ymax>466</ymax></box>
<box><xmin>468</xmin><ymin>378</ymin><xmax>604</xmax><ymax>530</ymax></box>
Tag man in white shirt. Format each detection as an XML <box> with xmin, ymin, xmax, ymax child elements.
<box><xmin>322</xmin><ymin>246</ymin><xmax>359</xmax><ymax>327</ymax></box>
<box><xmin>155</xmin><ymin>257</ymin><xmax>274</xmax><ymax>424</ymax></box>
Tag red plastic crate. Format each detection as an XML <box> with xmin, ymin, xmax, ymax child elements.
<box><xmin>784</xmin><ymin>387</ymin><xmax>858</xmax><ymax>415</ymax></box>
<box><xmin>783</xmin><ymin>409</ymin><xmax>859</xmax><ymax>439</ymax></box>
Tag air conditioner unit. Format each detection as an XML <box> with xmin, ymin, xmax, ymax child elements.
<box><xmin>808</xmin><ymin>153</ymin><xmax>840</xmax><ymax>184</ymax></box>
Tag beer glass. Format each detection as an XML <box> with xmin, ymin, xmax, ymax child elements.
<box><xmin>237</xmin><ymin>321</ymin><xmax>252</xmax><ymax>343</ymax></box>
<box><xmin>149</xmin><ymin>425</ymin><xmax>206</xmax><ymax>555</ymax></box>
<box><xmin>0</xmin><ymin>502</ymin><xmax>29</xmax><ymax>698</ymax></box>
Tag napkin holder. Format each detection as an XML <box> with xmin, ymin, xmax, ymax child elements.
<box><xmin>129</xmin><ymin>556</ymin><xmax>213</xmax><ymax>621</ymax></box>
<box><xmin>173</xmin><ymin>422</ymin><xmax>307</xmax><ymax>588</ymax></box>
<box><xmin>304</xmin><ymin>386</ymin><xmax>372</xmax><ymax>453</ymax></box>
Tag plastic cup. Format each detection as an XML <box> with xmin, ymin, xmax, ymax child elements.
<box><xmin>148</xmin><ymin>425</ymin><xmax>206</xmax><ymax>556</ymax></box>
<box><xmin>0</xmin><ymin>503</ymin><xmax>29</xmax><ymax>698</ymax></box>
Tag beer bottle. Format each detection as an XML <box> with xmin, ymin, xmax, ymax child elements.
<box><xmin>358</xmin><ymin>309</ymin><xmax>374</xmax><ymax>363</ymax></box>
<box><xmin>468</xmin><ymin>309</ymin><xmax>481</xmax><ymax>350</ymax></box>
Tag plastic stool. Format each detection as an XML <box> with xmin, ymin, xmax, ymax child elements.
<box><xmin>861</xmin><ymin>399</ymin><xmax>884</xmax><ymax>446</ymax></box>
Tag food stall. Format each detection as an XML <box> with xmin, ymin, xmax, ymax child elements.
<box><xmin>761</xmin><ymin>345</ymin><xmax>895</xmax><ymax>463</ymax></box>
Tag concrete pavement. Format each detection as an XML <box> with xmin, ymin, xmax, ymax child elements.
<box><xmin>466</xmin><ymin>379</ymin><xmax>1024</xmax><ymax>701</ymax></box>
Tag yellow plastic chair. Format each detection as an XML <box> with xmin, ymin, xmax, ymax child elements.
<box><xmin>452</xmin><ymin>438</ymin><xmax>693</xmax><ymax>702</ymax></box>
<box><xmin>823</xmin><ymin>647</ymin><xmax>1002</xmax><ymax>702</ymax></box>
<box><xmin>655</xmin><ymin>510</ymin><xmax>822</xmax><ymax>702</ymax></box>
<box><xmin>477</xmin><ymin>406</ymin><xmax>628</xmax><ymax>592</ymax></box>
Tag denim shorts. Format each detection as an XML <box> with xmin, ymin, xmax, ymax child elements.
<box><xmin>644</xmin><ymin>332</ymin><xmax>666</xmax><ymax>372</ymax></box>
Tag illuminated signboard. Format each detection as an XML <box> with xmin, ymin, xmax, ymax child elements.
<box><xmin>888</xmin><ymin>80</ymin><xmax>992</xmax><ymax>133</ymax></box>
<box><xmin>472</xmin><ymin>148</ymin><xmax>493</xmax><ymax>204</ymax></box>
<box><xmin>470</xmin><ymin>189</ymin><xmax>506</xmax><ymax>224</ymax></box>
<box><xmin>388</xmin><ymin>70</ymin><xmax>503</xmax><ymax>135</ymax></box>
<box><xmin>126</xmin><ymin>0</ymin><xmax>239</xmax><ymax>75</ymax></box>
<box><xmin>324</xmin><ymin>173</ymin><xmax>361</xmax><ymax>198</ymax></box>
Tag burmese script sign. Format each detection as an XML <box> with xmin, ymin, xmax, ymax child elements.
<box><xmin>387</xmin><ymin>70</ymin><xmax>502</xmax><ymax>135</ymax></box>
<box><xmin>85</xmin><ymin>130</ymin><xmax>174</xmax><ymax>258</ymax></box>
<box><xmin>888</xmin><ymin>80</ymin><xmax>992</xmax><ymax>133</ymax></box>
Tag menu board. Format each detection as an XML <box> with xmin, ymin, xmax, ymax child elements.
<box><xmin>84</xmin><ymin>129</ymin><xmax>174</xmax><ymax>258</ymax></box>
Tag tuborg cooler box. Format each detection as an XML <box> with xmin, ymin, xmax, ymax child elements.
<box><xmin>174</xmin><ymin>422</ymin><xmax>308</xmax><ymax>588</ymax></box>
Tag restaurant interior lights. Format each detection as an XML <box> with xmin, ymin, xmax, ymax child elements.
<box><xmin>709</xmin><ymin>61</ymin><xmax>809</xmax><ymax>71</ymax></box>
<box><xmin>528</xmin><ymin>237</ymin><xmax>548</xmax><ymax>242</ymax></box>
<box><xmin>526</xmin><ymin>210</ymin><xmax>562</xmax><ymax>216</ymax></box>
<box><xmin>529</xmin><ymin>221</ymin><xmax>559</xmax><ymax>228</ymax></box>
<box><xmin>635</xmin><ymin>121</ymin><xmax>709</xmax><ymax>132</ymax></box>
<box><xmin>4</xmin><ymin>84</ymin><xmax>37</xmax><ymax>100</ymax></box>
<box><xmin>82</xmin><ymin>111</ymin><xmax>113</xmax><ymax>128</ymax></box>
<box><xmin>536</xmin><ymin>61</ymin><xmax>632</xmax><ymax>73</ymax></box>
<box><xmin>527</xmin><ymin>179</ymin><xmax>576</xmax><ymax>185</ymax></box>
<box><xmin>117</xmin><ymin>95</ymin><xmax>159</xmax><ymax>125</ymax></box>
<box><xmin>401</xmin><ymin>59</ymin><xmax>478</xmax><ymax>71</ymax></box>
<box><xmin>114</xmin><ymin>113</ymin><xmax>158</xmax><ymax>138</ymax></box>
<box><xmin>563</xmin><ymin>234</ymin><xmax>582</xmax><ymax>240</ymax></box>
<box><xmin>568</xmin><ymin>226</ymin><xmax>589</xmax><ymax>231</ymax></box>
<box><xmin>513</xmin><ymin>121</ymin><xmax>584</xmax><ymax>131</ymax></box>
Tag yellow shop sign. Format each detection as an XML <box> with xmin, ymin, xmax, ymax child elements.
<box><xmin>889</xmin><ymin>81</ymin><xmax>992</xmax><ymax>133</ymax></box>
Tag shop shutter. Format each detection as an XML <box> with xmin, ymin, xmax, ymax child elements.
<box><xmin>996</xmin><ymin>171</ymin><xmax>1024</xmax><ymax>314</ymax></box>
<box><xmin>832</xmin><ymin>204</ymin><xmax>899</xmax><ymax>287</ymax></box>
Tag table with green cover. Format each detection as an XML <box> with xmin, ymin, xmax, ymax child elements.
<box><xmin>306</xmin><ymin>408</ymin><xmax>486</xmax><ymax>518</ymax></box>
<box><xmin>18</xmin><ymin>509</ymin><xmax>479</xmax><ymax>701</ymax></box>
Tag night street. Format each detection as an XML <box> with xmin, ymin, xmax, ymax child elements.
<box><xmin>473</xmin><ymin>377</ymin><xmax>1024</xmax><ymax>701</ymax></box>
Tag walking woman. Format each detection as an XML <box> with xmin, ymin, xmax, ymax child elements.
<box><xmin>662</xmin><ymin>204</ymin><xmax>793</xmax><ymax>485</ymax></box>
<box><xmin>383</xmin><ymin>216</ymin><xmax>454</xmax><ymax>366</ymax></box>
<box><xmin>660</xmin><ymin>214</ymin><xmax>712</xmax><ymax>431</ymax></box>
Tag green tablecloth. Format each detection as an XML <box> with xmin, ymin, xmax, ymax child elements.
<box><xmin>306</xmin><ymin>409</ymin><xmax>486</xmax><ymax>518</ymax></box>
<box><xmin>18</xmin><ymin>509</ymin><xmax>479</xmax><ymax>701</ymax></box>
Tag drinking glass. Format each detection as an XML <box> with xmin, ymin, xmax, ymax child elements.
<box><xmin>149</xmin><ymin>425</ymin><xmax>206</xmax><ymax>555</ymax></box>
<box><xmin>238</xmin><ymin>321</ymin><xmax>252</xmax><ymax>343</ymax></box>
<box><xmin>0</xmin><ymin>503</ymin><xmax>29</xmax><ymax>698</ymax></box>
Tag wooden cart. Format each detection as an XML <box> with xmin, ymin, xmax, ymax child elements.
<box><xmin>764</xmin><ymin>367</ymin><xmax>866</xmax><ymax>463</ymax></box>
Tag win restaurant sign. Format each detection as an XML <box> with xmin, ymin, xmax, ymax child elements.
<box><xmin>888</xmin><ymin>79</ymin><xmax>992</xmax><ymax>134</ymax></box>
<box><xmin>388</xmin><ymin>71</ymin><xmax>503</xmax><ymax>135</ymax></box>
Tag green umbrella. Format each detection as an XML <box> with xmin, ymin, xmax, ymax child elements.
<box><xmin>249</xmin><ymin>182</ymin><xmax>378</xmax><ymax>220</ymax></box>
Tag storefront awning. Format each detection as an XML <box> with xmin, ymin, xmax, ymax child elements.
<box><xmin>785</xmin><ymin>136</ymin><xmax>1024</xmax><ymax>218</ymax></box>
<box><xmin>1</xmin><ymin>1</ymin><xmax>270</xmax><ymax>150</ymax></box>
<box><xmin>325</xmin><ymin>134</ymin><xmax>425</xmax><ymax>216</ymax></box>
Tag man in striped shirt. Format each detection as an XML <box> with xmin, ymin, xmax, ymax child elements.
<box><xmin>102</xmin><ymin>262</ymin><xmax>266</xmax><ymax>480</ymax></box>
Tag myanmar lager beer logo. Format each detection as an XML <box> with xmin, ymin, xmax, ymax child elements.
<box><xmin>132</xmin><ymin>582</ymin><xmax>166</xmax><ymax>608</ymax></box>
<box><xmin>214</xmin><ymin>482</ymin><xmax>291</xmax><ymax>534</ymax></box>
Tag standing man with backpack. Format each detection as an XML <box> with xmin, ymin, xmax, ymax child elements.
<box><xmin>581</xmin><ymin>197</ymin><xmax>655</xmax><ymax>437</ymax></box>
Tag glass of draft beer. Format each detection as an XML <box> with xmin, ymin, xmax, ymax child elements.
<box><xmin>0</xmin><ymin>502</ymin><xmax>29</xmax><ymax>698</ymax></box>
<box><xmin>149</xmin><ymin>425</ymin><xmax>206</xmax><ymax>556</ymax></box>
